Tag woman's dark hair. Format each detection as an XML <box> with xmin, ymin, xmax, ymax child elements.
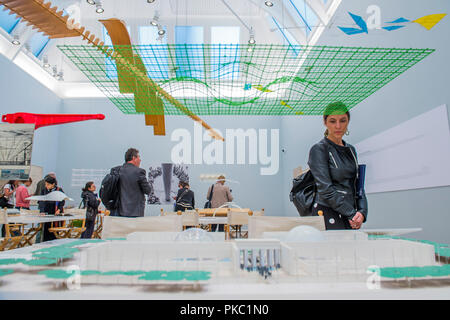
<box><xmin>82</xmin><ymin>181</ymin><xmax>94</xmax><ymax>192</ymax></box>
<box><xmin>323</xmin><ymin>102</ymin><xmax>350</xmax><ymax>137</ymax></box>
<box><xmin>125</xmin><ymin>148</ymin><xmax>139</xmax><ymax>162</ymax></box>
<box><xmin>44</xmin><ymin>176</ymin><xmax>57</xmax><ymax>185</ymax></box>
<box><xmin>179</xmin><ymin>181</ymin><xmax>189</xmax><ymax>188</ymax></box>
<box><xmin>6</xmin><ymin>180</ymin><xmax>16</xmax><ymax>190</ymax></box>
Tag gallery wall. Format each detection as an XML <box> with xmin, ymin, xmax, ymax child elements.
<box><xmin>0</xmin><ymin>53</ymin><xmax>62</xmax><ymax>176</ymax></box>
<box><xmin>56</xmin><ymin>98</ymin><xmax>284</xmax><ymax>216</ymax></box>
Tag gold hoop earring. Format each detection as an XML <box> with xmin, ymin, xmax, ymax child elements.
<box><xmin>345</xmin><ymin>130</ymin><xmax>350</xmax><ymax>136</ymax></box>
<box><xmin>324</xmin><ymin>129</ymin><xmax>329</xmax><ymax>137</ymax></box>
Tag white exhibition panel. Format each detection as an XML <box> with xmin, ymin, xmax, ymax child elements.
<box><xmin>355</xmin><ymin>105</ymin><xmax>450</xmax><ymax>193</ymax></box>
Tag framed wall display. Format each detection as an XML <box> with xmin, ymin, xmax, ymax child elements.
<box><xmin>146</xmin><ymin>163</ymin><xmax>189</xmax><ymax>205</ymax></box>
<box><xmin>355</xmin><ymin>105</ymin><xmax>450</xmax><ymax>193</ymax></box>
<box><xmin>0</xmin><ymin>123</ymin><xmax>35</xmax><ymax>180</ymax></box>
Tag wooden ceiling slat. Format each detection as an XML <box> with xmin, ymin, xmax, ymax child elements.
<box><xmin>0</xmin><ymin>0</ymin><xmax>80</xmax><ymax>38</ymax></box>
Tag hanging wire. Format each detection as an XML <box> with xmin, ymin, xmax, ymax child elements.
<box><xmin>281</xmin><ymin>0</ymin><xmax>286</xmax><ymax>45</ymax></box>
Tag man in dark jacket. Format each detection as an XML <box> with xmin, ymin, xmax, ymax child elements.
<box><xmin>117</xmin><ymin>148</ymin><xmax>151</xmax><ymax>217</ymax></box>
<box><xmin>34</xmin><ymin>172</ymin><xmax>56</xmax><ymax>196</ymax></box>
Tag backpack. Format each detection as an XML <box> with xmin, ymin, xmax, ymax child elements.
<box><xmin>289</xmin><ymin>169</ymin><xmax>316</xmax><ymax>217</ymax></box>
<box><xmin>99</xmin><ymin>166</ymin><xmax>121</xmax><ymax>210</ymax></box>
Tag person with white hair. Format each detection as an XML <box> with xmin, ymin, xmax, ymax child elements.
<box><xmin>206</xmin><ymin>175</ymin><xmax>233</xmax><ymax>232</ymax></box>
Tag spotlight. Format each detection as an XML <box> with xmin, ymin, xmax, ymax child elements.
<box><xmin>42</xmin><ymin>56</ymin><xmax>51</xmax><ymax>68</ymax></box>
<box><xmin>248</xmin><ymin>28</ymin><xmax>256</xmax><ymax>45</ymax></box>
<box><xmin>151</xmin><ymin>11</ymin><xmax>159</xmax><ymax>26</ymax></box>
<box><xmin>95</xmin><ymin>1</ymin><xmax>104</xmax><ymax>13</ymax></box>
<box><xmin>247</xmin><ymin>47</ymin><xmax>253</xmax><ymax>52</ymax></box>
<box><xmin>147</xmin><ymin>0</ymin><xmax>156</xmax><ymax>3</ymax></box>
<box><xmin>86</xmin><ymin>0</ymin><xmax>96</xmax><ymax>5</ymax></box>
<box><xmin>265</xmin><ymin>1</ymin><xmax>274</xmax><ymax>7</ymax></box>
<box><xmin>11</xmin><ymin>35</ymin><xmax>20</xmax><ymax>45</ymax></box>
<box><xmin>157</xmin><ymin>25</ymin><xmax>165</xmax><ymax>36</ymax></box>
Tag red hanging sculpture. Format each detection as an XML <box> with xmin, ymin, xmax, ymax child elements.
<box><xmin>1</xmin><ymin>112</ymin><xmax>105</xmax><ymax>129</ymax></box>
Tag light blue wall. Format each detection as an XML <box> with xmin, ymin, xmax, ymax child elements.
<box><xmin>57</xmin><ymin>98</ymin><xmax>284</xmax><ymax>215</ymax></box>
<box><xmin>281</xmin><ymin>0</ymin><xmax>450</xmax><ymax>243</ymax></box>
<box><xmin>0</xmin><ymin>53</ymin><xmax>62</xmax><ymax>176</ymax></box>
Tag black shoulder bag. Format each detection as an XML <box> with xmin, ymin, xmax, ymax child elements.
<box><xmin>289</xmin><ymin>170</ymin><xmax>316</xmax><ymax>217</ymax></box>
<box><xmin>82</xmin><ymin>193</ymin><xmax>97</xmax><ymax>222</ymax></box>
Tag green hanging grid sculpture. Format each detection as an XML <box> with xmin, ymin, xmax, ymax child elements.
<box><xmin>59</xmin><ymin>44</ymin><xmax>434</xmax><ymax>116</ymax></box>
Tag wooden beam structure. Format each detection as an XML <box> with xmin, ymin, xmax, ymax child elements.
<box><xmin>99</xmin><ymin>18</ymin><xmax>166</xmax><ymax>136</ymax></box>
<box><xmin>1</xmin><ymin>0</ymin><xmax>79</xmax><ymax>38</ymax></box>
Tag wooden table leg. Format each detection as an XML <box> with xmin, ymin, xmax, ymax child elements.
<box><xmin>21</xmin><ymin>224</ymin><xmax>42</xmax><ymax>247</ymax></box>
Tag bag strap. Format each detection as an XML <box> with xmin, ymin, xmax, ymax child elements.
<box><xmin>208</xmin><ymin>184</ymin><xmax>214</xmax><ymax>201</ymax></box>
<box><xmin>176</xmin><ymin>189</ymin><xmax>189</xmax><ymax>204</ymax></box>
<box><xmin>80</xmin><ymin>192</ymin><xmax>88</xmax><ymax>209</ymax></box>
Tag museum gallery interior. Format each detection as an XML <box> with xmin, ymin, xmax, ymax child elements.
<box><xmin>0</xmin><ymin>0</ymin><xmax>449</xmax><ymax>300</ymax></box>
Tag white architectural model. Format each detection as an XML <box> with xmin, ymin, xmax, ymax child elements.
<box><xmin>0</xmin><ymin>219</ymin><xmax>448</xmax><ymax>299</ymax></box>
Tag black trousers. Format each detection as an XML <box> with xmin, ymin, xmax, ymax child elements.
<box><xmin>42</xmin><ymin>222</ymin><xmax>56</xmax><ymax>242</ymax></box>
<box><xmin>175</xmin><ymin>205</ymin><xmax>193</xmax><ymax>212</ymax></box>
<box><xmin>210</xmin><ymin>224</ymin><xmax>224</xmax><ymax>232</ymax></box>
<box><xmin>81</xmin><ymin>218</ymin><xmax>96</xmax><ymax>239</ymax></box>
<box><xmin>311</xmin><ymin>203</ymin><xmax>351</xmax><ymax>230</ymax></box>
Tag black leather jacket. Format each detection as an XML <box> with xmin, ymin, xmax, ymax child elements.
<box><xmin>308</xmin><ymin>138</ymin><xmax>368</xmax><ymax>221</ymax></box>
<box><xmin>81</xmin><ymin>190</ymin><xmax>100</xmax><ymax>215</ymax></box>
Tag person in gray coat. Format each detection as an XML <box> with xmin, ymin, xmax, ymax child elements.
<box><xmin>117</xmin><ymin>148</ymin><xmax>151</xmax><ymax>217</ymax></box>
<box><xmin>206</xmin><ymin>175</ymin><xmax>233</xmax><ymax>232</ymax></box>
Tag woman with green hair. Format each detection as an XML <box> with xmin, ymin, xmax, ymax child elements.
<box><xmin>307</xmin><ymin>102</ymin><xmax>368</xmax><ymax>230</ymax></box>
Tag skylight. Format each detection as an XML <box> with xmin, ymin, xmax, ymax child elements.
<box><xmin>0</xmin><ymin>5</ymin><xmax>20</xmax><ymax>34</ymax></box>
<box><xmin>211</xmin><ymin>26</ymin><xmax>240</xmax><ymax>80</ymax></box>
<box><xmin>271</xmin><ymin>17</ymin><xmax>300</xmax><ymax>56</ymax></box>
<box><xmin>139</xmin><ymin>26</ymin><xmax>169</xmax><ymax>79</ymax></box>
<box><xmin>175</xmin><ymin>26</ymin><xmax>204</xmax><ymax>79</ymax></box>
<box><xmin>27</xmin><ymin>32</ymin><xmax>50</xmax><ymax>58</ymax></box>
<box><xmin>288</xmin><ymin>0</ymin><xmax>319</xmax><ymax>38</ymax></box>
